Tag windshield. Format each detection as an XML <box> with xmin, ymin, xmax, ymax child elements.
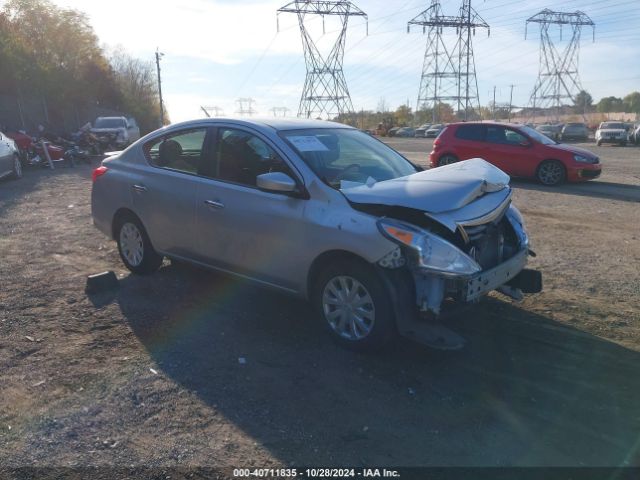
<box><xmin>280</xmin><ymin>128</ymin><xmax>418</xmax><ymax>189</ymax></box>
<box><xmin>601</xmin><ymin>122</ymin><xmax>625</xmax><ymax>129</ymax></box>
<box><xmin>521</xmin><ymin>126</ymin><xmax>556</xmax><ymax>145</ymax></box>
<box><xmin>94</xmin><ymin>118</ymin><xmax>126</xmax><ymax>129</ymax></box>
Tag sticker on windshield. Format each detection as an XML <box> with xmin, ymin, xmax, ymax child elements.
<box><xmin>288</xmin><ymin>136</ymin><xmax>330</xmax><ymax>152</ymax></box>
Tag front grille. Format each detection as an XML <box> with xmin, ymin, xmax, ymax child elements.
<box><xmin>581</xmin><ymin>169</ymin><xmax>601</xmax><ymax>179</ymax></box>
<box><xmin>464</xmin><ymin>224</ymin><xmax>489</xmax><ymax>242</ymax></box>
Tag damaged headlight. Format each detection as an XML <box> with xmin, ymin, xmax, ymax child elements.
<box><xmin>377</xmin><ymin>219</ymin><xmax>481</xmax><ymax>277</ymax></box>
<box><xmin>506</xmin><ymin>205</ymin><xmax>529</xmax><ymax>248</ymax></box>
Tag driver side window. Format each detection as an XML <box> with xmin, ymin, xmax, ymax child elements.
<box><xmin>213</xmin><ymin>128</ymin><xmax>293</xmax><ymax>187</ymax></box>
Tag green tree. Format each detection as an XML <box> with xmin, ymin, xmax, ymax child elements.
<box><xmin>110</xmin><ymin>49</ymin><xmax>166</xmax><ymax>133</ymax></box>
<box><xmin>393</xmin><ymin>104</ymin><xmax>413</xmax><ymax>126</ymax></box>
<box><xmin>574</xmin><ymin>90</ymin><xmax>593</xmax><ymax>113</ymax></box>
<box><xmin>623</xmin><ymin>92</ymin><xmax>640</xmax><ymax>114</ymax></box>
<box><xmin>597</xmin><ymin>96</ymin><xmax>624</xmax><ymax>114</ymax></box>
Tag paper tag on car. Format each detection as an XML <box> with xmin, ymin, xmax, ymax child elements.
<box><xmin>288</xmin><ymin>136</ymin><xmax>330</xmax><ymax>152</ymax></box>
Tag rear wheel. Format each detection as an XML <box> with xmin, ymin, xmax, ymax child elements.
<box><xmin>438</xmin><ymin>154</ymin><xmax>458</xmax><ymax>167</ymax></box>
<box><xmin>12</xmin><ymin>154</ymin><xmax>23</xmax><ymax>179</ymax></box>
<box><xmin>115</xmin><ymin>214</ymin><xmax>163</xmax><ymax>274</ymax></box>
<box><xmin>537</xmin><ymin>160</ymin><xmax>566</xmax><ymax>186</ymax></box>
<box><xmin>312</xmin><ymin>260</ymin><xmax>396</xmax><ymax>351</ymax></box>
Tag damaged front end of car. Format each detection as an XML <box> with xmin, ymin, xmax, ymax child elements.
<box><xmin>344</xmin><ymin>159</ymin><xmax>543</xmax><ymax>349</ymax></box>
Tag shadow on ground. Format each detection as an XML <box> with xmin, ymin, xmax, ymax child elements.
<box><xmin>100</xmin><ymin>262</ymin><xmax>640</xmax><ymax>467</ymax></box>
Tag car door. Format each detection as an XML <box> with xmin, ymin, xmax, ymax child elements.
<box><xmin>194</xmin><ymin>126</ymin><xmax>308</xmax><ymax>290</ymax></box>
<box><xmin>131</xmin><ymin>126</ymin><xmax>212</xmax><ymax>258</ymax></box>
<box><xmin>452</xmin><ymin>124</ymin><xmax>486</xmax><ymax>161</ymax></box>
<box><xmin>483</xmin><ymin>126</ymin><xmax>536</xmax><ymax>177</ymax></box>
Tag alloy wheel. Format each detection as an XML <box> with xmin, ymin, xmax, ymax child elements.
<box><xmin>538</xmin><ymin>162</ymin><xmax>564</xmax><ymax>186</ymax></box>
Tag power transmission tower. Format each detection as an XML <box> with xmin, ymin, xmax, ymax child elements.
<box><xmin>525</xmin><ymin>9</ymin><xmax>595</xmax><ymax>122</ymax></box>
<box><xmin>236</xmin><ymin>98</ymin><xmax>257</xmax><ymax>117</ymax></box>
<box><xmin>201</xmin><ymin>106</ymin><xmax>225</xmax><ymax>117</ymax></box>
<box><xmin>270</xmin><ymin>107</ymin><xmax>291</xmax><ymax>117</ymax></box>
<box><xmin>277</xmin><ymin>1</ymin><xmax>367</xmax><ymax>120</ymax></box>
<box><xmin>408</xmin><ymin>0</ymin><xmax>461</xmax><ymax>123</ymax></box>
<box><xmin>454</xmin><ymin>0</ymin><xmax>489</xmax><ymax>120</ymax></box>
<box><xmin>409</xmin><ymin>0</ymin><xmax>488</xmax><ymax>122</ymax></box>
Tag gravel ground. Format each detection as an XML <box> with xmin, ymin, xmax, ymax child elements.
<box><xmin>1</xmin><ymin>141</ymin><xmax>639</xmax><ymax>476</ymax></box>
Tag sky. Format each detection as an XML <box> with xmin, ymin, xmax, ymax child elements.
<box><xmin>54</xmin><ymin>0</ymin><xmax>640</xmax><ymax>123</ymax></box>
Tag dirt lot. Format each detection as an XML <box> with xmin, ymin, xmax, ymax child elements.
<box><xmin>1</xmin><ymin>140</ymin><xmax>639</xmax><ymax>474</ymax></box>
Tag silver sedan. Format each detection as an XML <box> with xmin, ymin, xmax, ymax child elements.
<box><xmin>0</xmin><ymin>131</ymin><xmax>22</xmax><ymax>181</ymax></box>
<box><xmin>91</xmin><ymin>118</ymin><xmax>541</xmax><ymax>350</ymax></box>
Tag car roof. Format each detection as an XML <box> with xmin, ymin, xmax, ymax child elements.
<box><xmin>164</xmin><ymin>117</ymin><xmax>354</xmax><ymax>133</ymax></box>
<box><xmin>447</xmin><ymin>121</ymin><xmax>526</xmax><ymax>128</ymax></box>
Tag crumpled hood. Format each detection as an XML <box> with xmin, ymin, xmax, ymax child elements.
<box><xmin>342</xmin><ymin>158</ymin><xmax>510</xmax><ymax>214</ymax></box>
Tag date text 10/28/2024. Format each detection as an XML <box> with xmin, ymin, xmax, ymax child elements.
<box><xmin>233</xmin><ymin>468</ymin><xmax>400</xmax><ymax>478</ymax></box>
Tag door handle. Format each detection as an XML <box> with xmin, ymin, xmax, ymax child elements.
<box><xmin>132</xmin><ymin>184</ymin><xmax>148</xmax><ymax>193</ymax></box>
<box><xmin>204</xmin><ymin>199</ymin><xmax>225</xmax><ymax>209</ymax></box>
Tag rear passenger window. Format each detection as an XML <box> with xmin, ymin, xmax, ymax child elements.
<box><xmin>145</xmin><ymin>128</ymin><xmax>208</xmax><ymax>175</ymax></box>
<box><xmin>455</xmin><ymin>125</ymin><xmax>485</xmax><ymax>141</ymax></box>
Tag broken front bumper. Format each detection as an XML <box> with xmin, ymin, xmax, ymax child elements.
<box><xmin>412</xmin><ymin>248</ymin><xmax>542</xmax><ymax>316</ymax></box>
<box><xmin>464</xmin><ymin>249</ymin><xmax>529</xmax><ymax>301</ymax></box>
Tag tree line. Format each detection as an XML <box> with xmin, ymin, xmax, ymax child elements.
<box><xmin>0</xmin><ymin>0</ymin><xmax>166</xmax><ymax>134</ymax></box>
<box><xmin>339</xmin><ymin>89</ymin><xmax>640</xmax><ymax>130</ymax></box>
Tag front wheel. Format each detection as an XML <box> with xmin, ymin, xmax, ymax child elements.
<box><xmin>312</xmin><ymin>260</ymin><xmax>397</xmax><ymax>351</ymax></box>
<box><xmin>12</xmin><ymin>154</ymin><xmax>23</xmax><ymax>179</ymax></box>
<box><xmin>115</xmin><ymin>215</ymin><xmax>163</xmax><ymax>274</ymax></box>
<box><xmin>537</xmin><ymin>160</ymin><xmax>566</xmax><ymax>186</ymax></box>
<box><xmin>438</xmin><ymin>154</ymin><xmax>458</xmax><ymax>167</ymax></box>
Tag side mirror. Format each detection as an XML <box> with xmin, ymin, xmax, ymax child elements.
<box><xmin>256</xmin><ymin>172</ymin><xmax>297</xmax><ymax>193</ymax></box>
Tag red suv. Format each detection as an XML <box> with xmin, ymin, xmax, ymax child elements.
<box><xmin>429</xmin><ymin>122</ymin><xmax>602</xmax><ymax>186</ymax></box>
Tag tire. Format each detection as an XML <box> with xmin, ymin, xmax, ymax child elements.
<box><xmin>438</xmin><ymin>154</ymin><xmax>458</xmax><ymax>167</ymax></box>
<box><xmin>115</xmin><ymin>214</ymin><xmax>163</xmax><ymax>274</ymax></box>
<box><xmin>11</xmin><ymin>154</ymin><xmax>23</xmax><ymax>180</ymax></box>
<box><xmin>311</xmin><ymin>259</ymin><xmax>397</xmax><ymax>351</ymax></box>
<box><xmin>536</xmin><ymin>160</ymin><xmax>566</xmax><ymax>186</ymax></box>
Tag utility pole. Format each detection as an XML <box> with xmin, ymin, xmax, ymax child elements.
<box><xmin>508</xmin><ymin>84</ymin><xmax>514</xmax><ymax>122</ymax></box>
<box><xmin>155</xmin><ymin>49</ymin><xmax>165</xmax><ymax>127</ymax></box>
<box><xmin>493</xmin><ymin>86</ymin><xmax>496</xmax><ymax>120</ymax></box>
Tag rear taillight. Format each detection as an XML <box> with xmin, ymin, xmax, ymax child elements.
<box><xmin>92</xmin><ymin>166</ymin><xmax>108</xmax><ymax>182</ymax></box>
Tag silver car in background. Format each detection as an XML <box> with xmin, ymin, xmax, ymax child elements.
<box><xmin>595</xmin><ymin>121</ymin><xmax>628</xmax><ymax>146</ymax></box>
<box><xmin>0</xmin><ymin>131</ymin><xmax>22</xmax><ymax>180</ymax></box>
<box><xmin>91</xmin><ymin>118</ymin><xmax>541</xmax><ymax>350</ymax></box>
